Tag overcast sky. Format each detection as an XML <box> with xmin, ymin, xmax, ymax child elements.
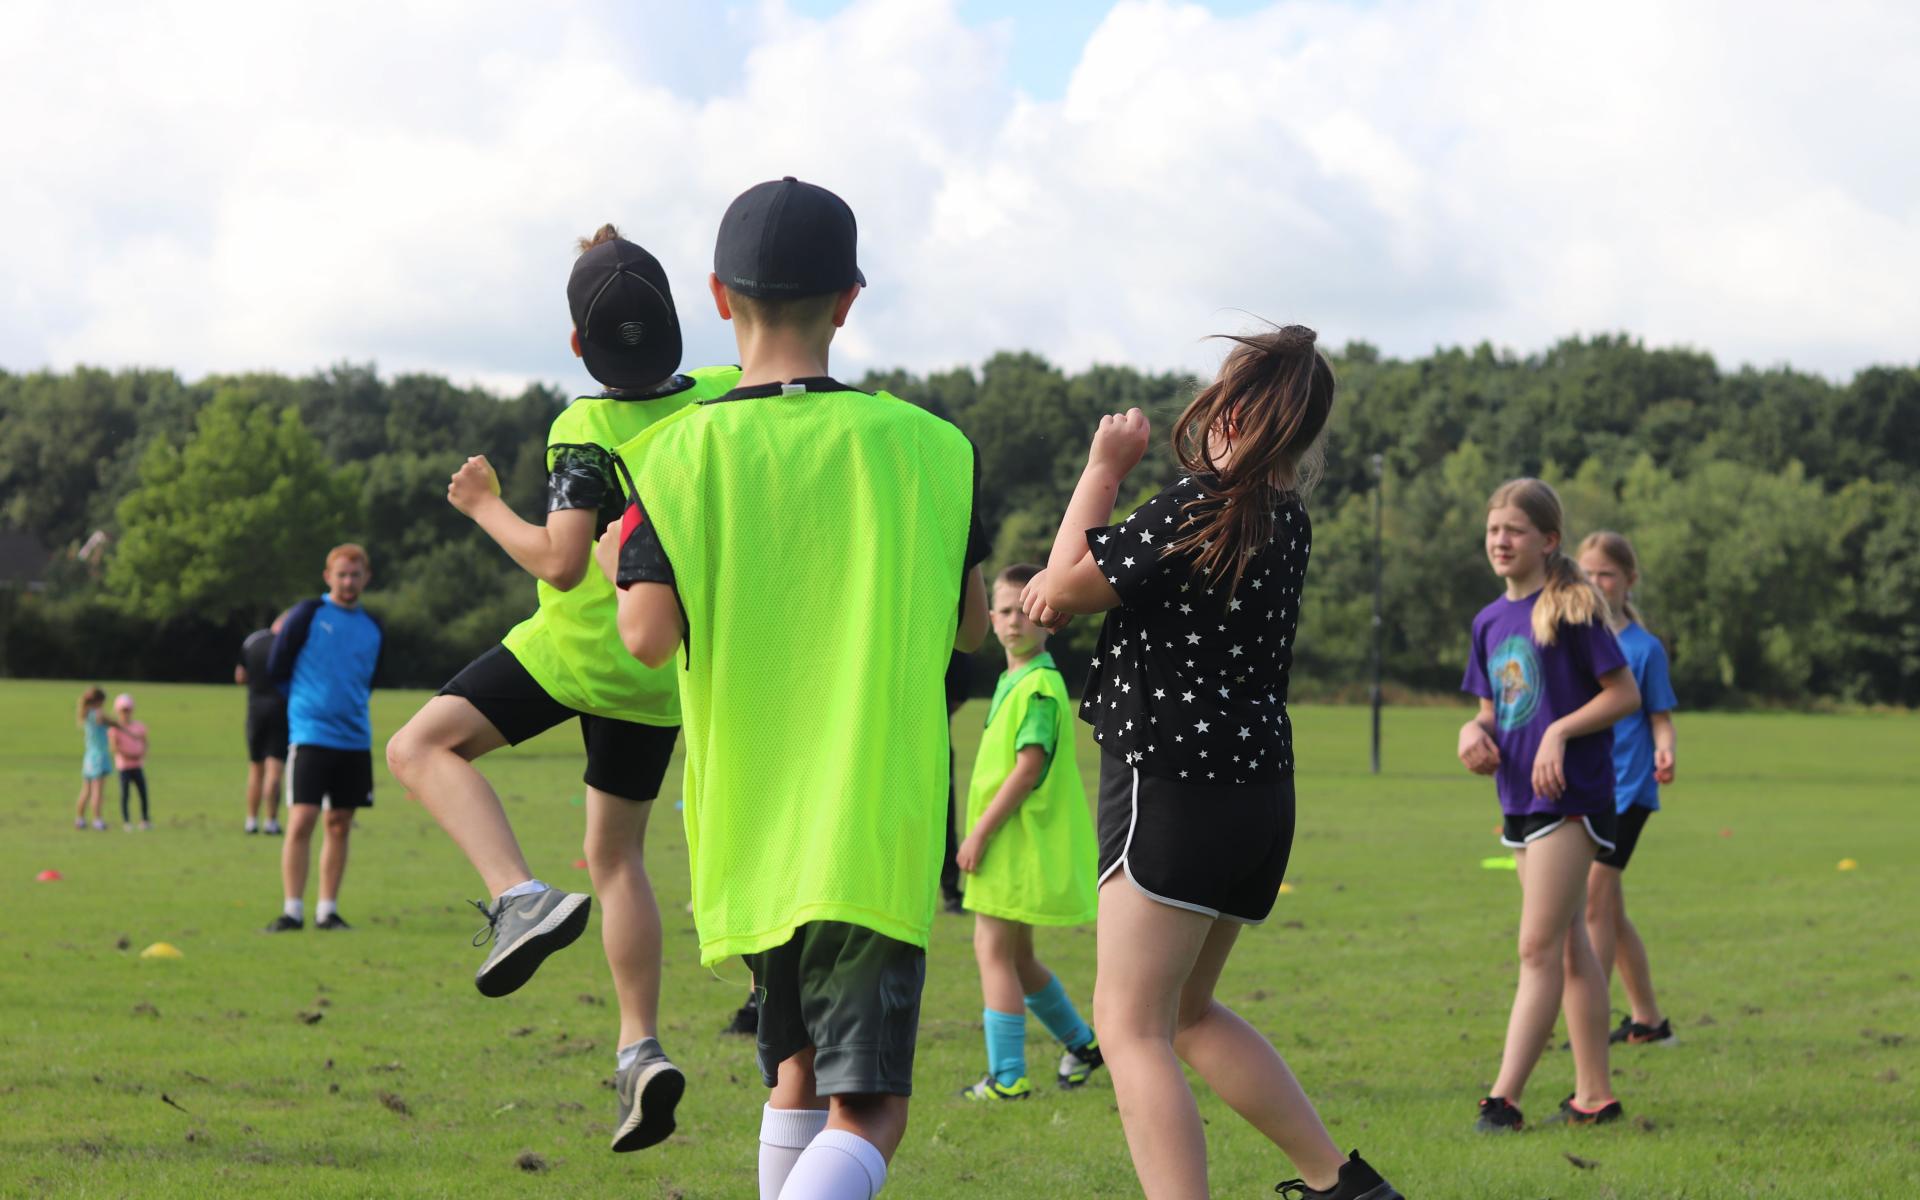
<box><xmin>3</xmin><ymin>0</ymin><xmax>1915</xmax><ymax>396</ymax></box>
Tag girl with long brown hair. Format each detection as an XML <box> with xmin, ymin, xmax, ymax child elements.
<box><xmin>1458</xmin><ymin>479</ymin><xmax>1641</xmax><ymax>1133</ymax></box>
<box><xmin>1025</xmin><ymin>325</ymin><xmax>1399</xmax><ymax>1200</ymax></box>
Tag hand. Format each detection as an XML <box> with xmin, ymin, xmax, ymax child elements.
<box><xmin>956</xmin><ymin>831</ymin><xmax>987</xmax><ymax>874</ymax></box>
<box><xmin>595</xmin><ymin>519</ymin><xmax>622</xmax><ymax>586</ymax></box>
<box><xmin>1654</xmin><ymin>747</ymin><xmax>1676</xmax><ymax>785</ymax></box>
<box><xmin>1020</xmin><ymin>570</ymin><xmax>1070</xmax><ymax>632</ymax></box>
<box><xmin>1088</xmin><ymin>408</ymin><xmax>1150</xmax><ymax>480</ymax></box>
<box><xmin>1532</xmin><ymin>724</ymin><xmax>1567</xmax><ymax>801</ymax></box>
<box><xmin>1457</xmin><ymin>721</ymin><xmax>1500</xmax><ymax>775</ymax></box>
<box><xmin>447</xmin><ymin>455</ymin><xmax>501</xmax><ymax>516</ymax></box>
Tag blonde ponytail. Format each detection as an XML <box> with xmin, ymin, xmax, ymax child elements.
<box><xmin>1486</xmin><ymin>478</ymin><xmax>1608</xmax><ymax>646</ymax></box>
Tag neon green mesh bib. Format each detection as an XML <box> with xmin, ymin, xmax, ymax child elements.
<box><xmin>963</xmin><ymin>654</ymin><xmax>1097</xmax><ymax>926</ymax></box>
<box><xmin>500</xmin><ymin>365</ymin><xmax>739</xmax><ymax>724</ymax></box>
<box><xmin>632</xmin><ymin>386</ymin><xmax>976</xmax><ymax>964</ymax></box>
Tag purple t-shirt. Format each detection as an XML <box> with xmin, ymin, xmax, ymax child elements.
<box><xmin>1461</xmin><ymin>591</ymin><xmax>1626</xmax><ymax>817</ymax></box>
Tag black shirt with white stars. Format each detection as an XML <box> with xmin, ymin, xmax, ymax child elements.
<box><xmin>1079</xmin><ymin>474</ymin><xmax>1311</xmax><ymax>785</ymax></box>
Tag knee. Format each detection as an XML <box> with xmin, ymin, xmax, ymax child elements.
<box><xmin>323</xmin><ymin>812</ymin><xmax>354</xmax><ymax>838</ymax></box>
<box><xmin>1515</xmin><ymin>931</ymin><xmax>1564</xmax><ymax>972</ymax></box>
<box><xmin>383</xmin><ymin>730</ymin><xmax>417</xmax><ymax>784</ymax></box>
<box><xmin>581</xmin><ymin>827</ymin><xmax>637</xmax><ymax>875</ymax></box>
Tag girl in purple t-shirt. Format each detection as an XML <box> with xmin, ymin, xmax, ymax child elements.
<box><xmin>1457</xmin><ymin>478</ymin><xmax>1640</xmax><ymax>1135</ymax></box>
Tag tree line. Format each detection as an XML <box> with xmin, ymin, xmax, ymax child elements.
<box><xmin>1</xmin><ymin>335</ymin><xmax>1915</xmax><ymax>706</ymax></box>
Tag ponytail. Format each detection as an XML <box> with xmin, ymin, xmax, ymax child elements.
<box><xmin>1486</xmin><ymin>478</ymin><xmax>1607</xmax><ymax>646</ymax></box>
<box><xmin>1165</xmin><ymin>323</ymin><xmax>1334</xmax><ymax>599</ymax></box>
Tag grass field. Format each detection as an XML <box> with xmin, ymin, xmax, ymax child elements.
<box><xmin>3</xmin><ymin>678</ymin><xmax>1915</xmax><ymax>1199</ymax></box>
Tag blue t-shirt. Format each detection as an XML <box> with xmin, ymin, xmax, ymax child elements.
<box><xmin>1461</xmin><ymin>591</ymin><xmax>1627</xmax><ymax>818</ymax></box>
<box><xmin>271</xmin><ymin>595</ymin><xmax>383</xmax><ymax>751</ymax></box>
<box><xmin>1611</xmin><ymin>621</ymin><xmax>1678</xmax><ymax>812</ymax></box>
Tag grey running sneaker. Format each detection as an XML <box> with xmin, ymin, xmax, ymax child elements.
<box><xmin>470</xmin><ymin>889</ymin><xmax>591</xmax><ymax>998</ymax></box>
<box><xmin>611</xmin><ymin>1040</ymin><xmax>685</xmax><ymax>1152</ymax></box>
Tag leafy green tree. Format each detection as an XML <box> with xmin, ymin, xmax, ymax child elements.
<box><xmin>106</xmin><ymin>389</ymin><xmax>363</xmax><ymax>623</ymax></box>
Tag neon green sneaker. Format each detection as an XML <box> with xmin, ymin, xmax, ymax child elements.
<box><xmin>960</xmin><ymin>1075</ymin><xmax>1032</xmax><ymax>1101</ymax></box>
<box><xmin>1057</xmin><ymin>1037</ymin><xmax>1104</xmax><ymax>1089</ymax></box>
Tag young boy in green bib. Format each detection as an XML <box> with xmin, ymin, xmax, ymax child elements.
<box><xmin>957</xmin><ymin>563</ymin><xmax>1101</xmax><ymax>1101</ymax></box>
<box><xmin>385</xmin><ymin>225</ymin><xmax>738</xmax><ymax>1153</ymax></box>
<box><xmin>604</xmin><ymin>177</ymin><xmax>989</xmax><ymax>1200</ymax></box>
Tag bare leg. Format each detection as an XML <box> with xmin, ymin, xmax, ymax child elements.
<box><xmin>245</xmin><ymin>761</ymin><xmax>264</xmax><ymax>822</ymax></box>
<box><xmin>282</xmin><ymin>804</ymin><xmax>319</xmax><ymax>901</ymax></box>
<box><xmin>973</xmin><ymin>914</ymin><xmax>1034</xmax><ymax>1014</ymax></box>
<box><xmin>1093</xmin><ymin>878</ymin><xmax>1216</xmax><ymax>1200</ymax></box>
<box><xmin>1613</xmin><ymin>901</ymin><xmax>1664</xmax><ymax>1026</ymax></box>
<box><xmin>1561</xmin><ymin>899</ymin><xmax>1615</xmax><ymax>1109</ymax></box>
<box><xmin>769</xmin><ymin>1050</ymin><xmax>909</xmax><ymax>1157</ymax></box>
<box><xmin>75</xmin><ymin>779</ymin><xmax>89</xmax><ymax>823</ymax></box>
<box><xmin>89</xmin><ymin>778</ymin><xmax>104</xmax><ymax>823</ymax></box>
<box><xmin>1171</xmin><ymin>919</ymin><xmax>1345</xmax><ymax>1191</ymax></box>
<box><xmin>385</xmin><ymin>695</ymin><xmax>529</xmax><ymax>897</ymax></box>
<box><xmin>1490</xmin><ymin>822</ymin><xmax>1600</xmax><ymax>1104</ymax></box>
<box><xmin>584</xmin><ymin>789</ymin><xmax>661</xmax><ymax>1049</ymax></box>
<box><xmin>318</xmin><ymin>809</ymin><xmax>353</xmax><ymax>902</ymax></box>
<box><xmin>263</xmin><ymin>757</ymin><xmax>284</xmax><ymax>825</ymax></box>
<box><xmin>1585</xmin><ymin>862</ymin><xmax>1622</xmax><ymax>983</ymax></box>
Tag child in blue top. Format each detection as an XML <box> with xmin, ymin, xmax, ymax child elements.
<box><xmin>73</xmin><ymin>686</ymin><xmax>118</xmax><ymax>831</ymax></box>
<box><xmin>1458</xmin><ymin>479</ymin><xmax>1640</xmax><ymax>1135</ymax></box>
<box><xmin>1577</xmin><ymin>531</ymin><xmax>1679</xmax><ymax>1047</ymax></box>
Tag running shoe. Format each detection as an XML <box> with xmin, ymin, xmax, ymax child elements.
<box><xmin>1474</xmin><ymin>1095</ymin><xmax>1524</xmax><ymax>1133</ymax></box>
<box><xmin>263</xmin><ymin>914</ymin><xmax>304</xmax><ymax>933</ymax></box>
<box><xmin>1058</xmin><ymin>1037</ymin><xmax>1104</xmax><ymax>1088</ymax></box>
<box><xmin>960</xmin><ymin>1075</ymin><xmax>1032</xmax><ymax>1101</ymax></box>
<box><xmin>1275</xmin><ymin>1150</ymin><xmax>1404</xmax><ymax>1199</ymax></box>
<box><xmin>316</xmin><ymin>912</ymin><xmax>353</xmax><ymax>931</ymax></box>
<box><xmin>611</xmin><ymin>1040</ymin><xmax>685</xmax><ymax>1152</ymax></box>
<box><xmin>1541</xmin><ymin>1094</ymin><xmax>1624</xmax><ymax>1126</ymax></box>
<box><xmin>470</xmin><ymin>889</ymin><xmax>591</xmax><ymax>997</ymax></box>
<box><xmin>1609</xmin><ymin>1015</ymin><xmax>1677</xmax><ymax>1045</ymax></box>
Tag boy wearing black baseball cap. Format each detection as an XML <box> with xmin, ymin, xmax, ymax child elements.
<box><xmin>602</xmin><ymin>179</ymin><xmax>990</xmax><ymax>1199</ymax></box>
<box><xmin>386</xmin><ymin>225</ymin><xmax>738</xmax><ymax>1153</ymax></box>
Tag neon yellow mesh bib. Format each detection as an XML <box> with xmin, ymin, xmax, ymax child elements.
<box><xmin>632</xmin><ymin>387</ymin><xmax>976</xmax><ymax>964</ymax></box>
<box><xmin>500</xmin><ymin>365</ymin><xmax>739</xmax><ymax>724</ymax></box>
<box><xmin>963</xmin><ymin>654</ymin><xmax>1097</xmax><ymax>926</ymax></box>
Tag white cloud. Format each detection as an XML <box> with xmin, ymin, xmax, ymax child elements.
<box><xmin>1</xmin><ymin>0</ymin><xmax>1914</xmax><ymax>396</ymax></box>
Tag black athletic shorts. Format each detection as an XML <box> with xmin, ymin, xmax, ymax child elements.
<box><xmin>743</xmin><ymin>921</ymin><xmax>926</xmax><ymax>1098</ymax></box>
<box><xmin>438</xmin><ymin>644</ymin><xmax>679</xmax><ymax>802</ymax></box>
<box><xmin>1500</xmin><ymin>808</ymin><xmax>1618</xmax><ymax>855</ymax></box>
<box><xmin>245</xmin><ymin>699</ymin><xmax>289</xmax><ymax>763</ymax></box>
<box><xmin>1096</xmin><ymin>748</ymin><xmax>1294</xmax><ymax>926</ymax></box>
<box><xmin>1594</xmin><ymin>805</ymin><xmax>1651</xmax><ymax>871</ymax></box>
<box><xmin>287</xmin><ymin>745</ymin><xmax>374</xmax><ymax>810</ymax></box>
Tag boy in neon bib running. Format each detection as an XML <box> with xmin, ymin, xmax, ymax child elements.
<box><xmin>605</xmin><ymin>177</ymin><xmax>990</xmax><ymax>1200</ymax></box>
<box><xmin>957</xmin><ymin>563</ymin><xmax>1100</xmax><ymax>1102</ymax></box>
<box><xmin>385</xmin><ymin>225</ymin><xmax>738</xmax><ymax>1153</ymax></box>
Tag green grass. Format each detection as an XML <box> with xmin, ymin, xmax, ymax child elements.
<box><xmin>3</xmin><ymin>678</ymin><xmax>1915</xmax><ymax>1198</ymax></box>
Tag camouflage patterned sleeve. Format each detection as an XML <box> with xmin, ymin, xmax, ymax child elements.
<box><xmin>547</xmin><ymin>443</ymin><xmax>615</xmax><ymax>513</ymax></box>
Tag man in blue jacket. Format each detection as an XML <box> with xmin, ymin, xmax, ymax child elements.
<box><xmin>265</xmin><ymin>543</ymin><xmax>384</xmax><ymax>932</ymax></box>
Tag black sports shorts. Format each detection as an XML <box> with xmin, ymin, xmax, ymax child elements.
<box><xmin>744</xmin><ymin>921</ymin><xmax>926</xmax><ymax>1098</ymax></box>
<box><xmin>245</xmin><ymin>699</ymin><xmax>289</xmax><ymax>764</ymax></box>
<box><xmin>287</xmin><ymin>745</ymin><xmax>374</xmax><ymax>810</ymax></box>
<box><xmin>1594</xmin><ymin>805</ymin><xmax>1652</xmax><ymax>871</ymax></box>
<box><xmin>1096</xmin><ymin>748</ymin><xmax>1294</xmax><ymax>926</ymax></box>
<box><xmin>1500</xmin><ymin>808</ymin><xmax>1618</xmax><ymax>855</ymax></box>
<box><xmin>439</xmin><ymin>644</ymin><xmax>678</xmax><ymax>802</ymax></box>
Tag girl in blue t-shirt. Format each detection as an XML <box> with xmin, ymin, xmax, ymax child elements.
<box><xmin>1458</xmin><ymin>479</ymin><xmax>1640</xmax><ymax>1134</ymax></box>
<box><xmin>73</xmin><ymin>686</ymin><xmax>119</xmax><ymax>831</ymax></box>
<box><xmin>1577</xmin><ymin>531</ymin><xmax>1679</xmax><ymax>1047</ymax></box>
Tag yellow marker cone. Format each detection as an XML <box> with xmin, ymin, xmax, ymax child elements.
<box><xmin>139</xmin><ymin>942</ymin><xmax>183</xmax><ymax>959</ymax></box>
<box><xmin>1481</xmin><ymin>856</ymin><xmax>1519</xmax><ymax>871</ymax></box>
<box><xmin>1277</xmin><ymin>882</ymin><xmax>1296</xmax><ymax>894</ymax></box>
<box><xmin>1837</xmin><ymin>859</ymin><xmax>1858</xmax><ymax>871</ymax></box>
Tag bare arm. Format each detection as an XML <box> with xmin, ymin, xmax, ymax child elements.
<box><xmin>234</xmin><ymin>665</ymin><xmax>247</xmax><ymax>686</ymax></box>
<box><xmin>956</xmin><ymin>566</ymin><xmax>988</xmax><ymax>652</ymax></box>
<box><xmin>955</xmin><ymin>745</ymin><xmax>1047</xmax><ymax>873</ymax></box>
<box><xmin>448</xmin><ymin>455</ymin><xmax>596</xmax><ymax>591</ymax></box>
<box><xmin>1458</xmin><ymin>698</ymin><xmax>1500</xmax><ymax>775</ymax></box>
<box><xmin>1650</xmin><ymin>709</ymin><xmax>1677</xmax><ymax>783</ymax></box>
<box><xmin>1532</xmin><ymin>665</ymin><xmax>1641</xmax><ymax>800</ymax></box>
<box><xmin>615</xmin><ymin>583</ymin><xmax>684</xmax><ymax>669</ymax></box>
<box><xmin>1037</xmin><ymin>409</ymin><xmax>1150</xmax><ymax>617</ymax></box>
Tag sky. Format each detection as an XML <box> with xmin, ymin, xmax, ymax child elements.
<box><xmin>2</xmin><ymin>0</ymin><xmax>1916</xmax><ymax>397</ymax></box>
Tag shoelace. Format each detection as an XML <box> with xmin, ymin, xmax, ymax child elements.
<box><xmin>469</xmin><ymin>898</ymin><xmax>503</xmax><ymax>947</ymax></box>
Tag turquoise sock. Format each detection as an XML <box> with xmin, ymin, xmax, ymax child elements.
<box><xmin>982</xmin><ymin>1008</ymin><xmax>1026</xmax><ymax>1086</ymax></box>
<box><xmin>1024</xmin><ymin>975</ymin><xmax>1093</xmax><ymax>1050</ymax></box>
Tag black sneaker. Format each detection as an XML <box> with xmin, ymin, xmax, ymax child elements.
<box><xmin>1541</xmin><ymin>1093</ymin><xmax>1624</xmax><ymax>1126</ymax></box>
<box><xmin>263</xmin><ymin>914</ymin><xmax>303</xmax><ymax>933</ymax></box>
<box><xmin>942</xmin><ymin>892</ymin><xmax>966</xmax><ymax>915</ymax></box>
<box><xmin>315</xmin><ymin>913</ymin><xmax>352</xmax><ymax>931</ymax></box>
<box><xmin>1474</xmin><ymin>1095</ymin><xmax>1524</xmax><ymax>1133</ymax></box>
<box><xmin>1275</xmin><ymin>1150</ymin><xmax>1403</xmax><ymax>1199</ymax></box>
<box><xmin>722</xmin><ymin>995</ymin><xmax>760</xmax><ymax>1036</ymax></box>
<box><xmin>1058</xmin><ymin>1037</ymin><xmax>1104</xmax><ymax>1088</ymax></box>
<box><xmin>1609</xmin><ymin>1015</ymin><xmax>1676</xmax><ymax>1045</ymax></box>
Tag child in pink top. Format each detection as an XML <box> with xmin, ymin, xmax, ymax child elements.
<box><xmin>110</xmin><ymin>694</ymin><xmax>151</xmax><ymax>830</ymax></box>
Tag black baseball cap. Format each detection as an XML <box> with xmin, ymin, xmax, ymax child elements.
<box><xmin>566</xmin><ymin>237</ymin><xmax>682</xmax><ymax>391</ymax></box>
<box><xmin>713</xmin><ymin>177</ymin><xmax>866</xmax><ymax>299</ymax></box>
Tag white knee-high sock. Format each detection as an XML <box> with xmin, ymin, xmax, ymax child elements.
<box><xmin>779</xmin><ymin>1128</ymin><xmax>887</xmax><ymax>1199</ymax></box>
<box><xmin>759</xmin><ymin>1104</ymin><xmax>829</xmax><ymax>1200</ymax></box>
